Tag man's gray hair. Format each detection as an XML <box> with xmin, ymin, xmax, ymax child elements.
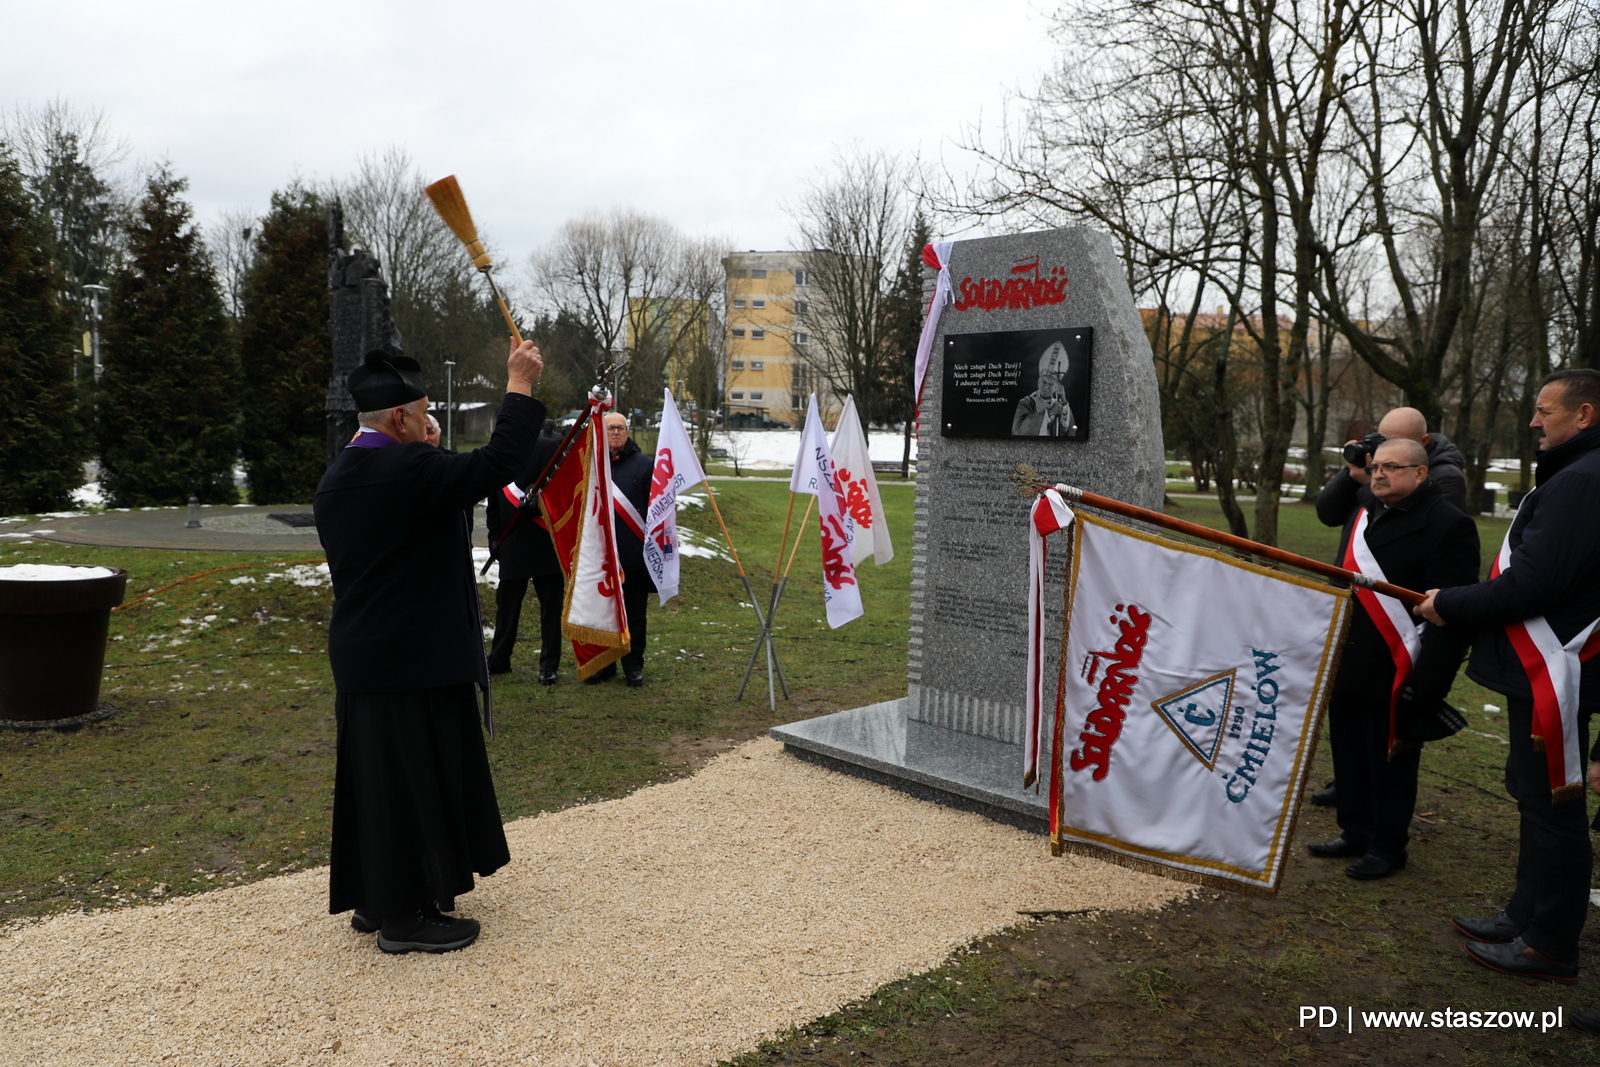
<box><xmin>357</xmin><ymin>399</ymin><xmax>425</xmax><ymax>427</ymax></box>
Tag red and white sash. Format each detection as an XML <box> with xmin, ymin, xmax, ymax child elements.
<box><xmin>1025</xmin><ymin>488</ymin><xmax>1075</xmax><ymax>788</ymax></box>
<box><xmin>1489</xmin><ymin>506</ymin><xmax>1600</xmax><ymax>799</ymax></box>
<box><xmin>1340</xmin><ymin>508</ymin><xmax>1422</xmax><ymax>750</ymax></box>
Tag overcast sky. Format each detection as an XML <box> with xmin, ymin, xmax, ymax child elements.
<box><xmin>3</xmin><ymin>0</ymin><xmax>1061</xmax><ymax>274</ymax></box>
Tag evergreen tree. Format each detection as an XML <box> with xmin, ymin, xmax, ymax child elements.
<box><xmin>98</xmin><ymin>168</ymin><xmax>241</xmax><ymax>506</ymax></box>
<box><xmin>876</xmin><ymin>212</ymin><xmax>932</xmax><ymax>475</ymax></box>
<box><xmin>0</xmin><ymin>148</ymin><xmax>84</xmax><ymax>514</ymax></box>
<box><xmin>239</xmin><ymin>185</ymin><xmax>330</xmax><ymax>504</ymax></box>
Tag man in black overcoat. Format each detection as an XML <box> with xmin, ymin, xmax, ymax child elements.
<box><xmin>315</xmin><ymin>341</ymin><xmax>544</xmax><ymax>954</ymax></box>
<box><xmin>1420</xmin><ymin>368</ymin><xmax>1600</xmax><ymax>983</ymax></box>
<box><xmin>486</xmin><ymin>422</ymin><xmax>566</xmax><ymax>683</ymax></box>
<box><xmin>1308</xmin><ymin>438</ymin><xmax>1479</xmax><ymax>880</ymax></box>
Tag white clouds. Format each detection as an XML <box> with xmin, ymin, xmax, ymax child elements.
<box><xmin>3</xmin><ymin>0</ymin><xmax>1057</xmax><ymax>266</ymax></box>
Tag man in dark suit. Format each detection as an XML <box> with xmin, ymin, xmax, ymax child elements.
<box><xmin>588</xmin><ymin>411</ymin><xmax>654</xmax><ymax>687</ymax></box>
<box><xmin>315</xmin><ymin>341</ymin><xmax>543</xmax><ymax>954</ymax></box>
<box><xmin>486</xmin><ymin>422</ymin><xmax>566</xmax><ymax>684</ymax></box>
<box><xmin>1420</xmin><ymin>368</ymin><xmax>1600</xmax><ymax>983</ymax></box>
<box><xmin>1308</xmin><ymin>438</ymin><xmax>1479</xmax><ymax>880</ymax></box>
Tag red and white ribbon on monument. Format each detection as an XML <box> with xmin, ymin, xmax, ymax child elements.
<box><xmin>1025</xmin><ymin>488</ymin><xmax>1075</xmax><ymax>788</ymax></box>
<box><xmin>1488</xmin><ymin>506</ymin><xmax>1600</xmax><ymax>800</ymax></box>
<box><xmin>1341</xmin><ymin>509</ymin><xmax>1422</xmax><ymax>751</ymax></box>
<box><xmin>912</xmin><ymin>240</ymin><xmax>956</xmax><ymax>426</ymax></box>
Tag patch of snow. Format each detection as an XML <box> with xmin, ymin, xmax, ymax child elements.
<box><xmin>710</xmin><ymin>429</ymin><xmax>916</xmax><ymax>471</ymax></box>
<box><xmin>229</xmin><ymin>576</ymin><xmax>256</xmax><ymax>585</ymax></box>
<box><xmin>0</xmin><ymin>564</ymin><xmax>117</xmax><ymax>581</ymax></box>
<box><xmin>263</xmin><ymin>563</ymin><xmax>331</xmax><ymax>588</ymax></box>
<box><xmin>471</xmin><ymin>547</ymin><xmax>500</xmax><ymax>585</ymax></box>
<box><xmin>71</xmin><ymin>481</ymin><xmax>103</xmax><ymax>506</ymax></box>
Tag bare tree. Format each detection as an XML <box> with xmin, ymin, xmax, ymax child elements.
<box><xmin>789</xmin><ymin>148</ymin><xmax>914</xmax><ymax>429</ymax></box>
<box><xmin>531</xmin><ymin>210</ymin><xmax>726</xmax><ymax>411</ymax></box>
<box><xmin>334</xmin><ymin>146</ymin><xmax>506</xmax><ymax>398</ymax></box>
<box><xmin>208</xmin><ymin>206</ymin><xmax>259</xmax><ymax>323</ymax></box>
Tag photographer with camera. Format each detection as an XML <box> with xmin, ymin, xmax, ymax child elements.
<box><xmin>1310</xmin><ymin>408</ymin><xmax>1469</xmax><ymax>810</ymax></box>
<box><xmin>1316</xmin><ymin>407</ymin><xmax>1468</xmax><ymax>522</ymax></box>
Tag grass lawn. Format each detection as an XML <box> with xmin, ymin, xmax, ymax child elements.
<box><xmin>0</xmin><ymin>480</ymin><xmax>915</xmax><ymax>923</ymax></box>
<box><xmin>6</xmin><ymin>482</ymin><xmax>1597</xmax><ymax>1064</ymax></box>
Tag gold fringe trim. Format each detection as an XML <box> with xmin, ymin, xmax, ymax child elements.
<box><xmin>1552</xmin><ymin>782</ymin><xmax>1584</xmax><ymax>804</ymax></box>
<box><xmin>1531</xmin><ymin>733</ymin><xmax>1546</xmax><ymax>753</ymax></box>
<box><xmin>574</xmin><ymin>644</ymin><xmax>627</xmax><ymax>681</ymax></box>
<box><xmin>1055</xmin><ymin>838</ymin><xmax>1280</xmax><ymax>899</ymax></box>
<box><xmin>563</xmin><ymin>621</ymin><xmax>629</xmax><ymax>649</ymax></box>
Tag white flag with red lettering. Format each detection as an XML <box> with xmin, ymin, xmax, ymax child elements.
<box><xmin>829</xmin><ymin>395</ymin><xmax>893</xmax><ymax>566</ymax></box>
<box><xmin>643</xmin><ymin>388</ymin><xmax>707</xmax><ymax>605</ymax></box>
<box><xmin>562</xmin><ymin>413</ymin><xmax>629</xmax><ymax>679</ymax></box>
<box><xmin>790</xmin><ymin>394</ymin><xmax>863</xmax><ymax>629</ymax></box>
<box><xmin>1033</xmin><ymin>508</ymin><xmax>1352</xmax><ymax>894</ymax></box>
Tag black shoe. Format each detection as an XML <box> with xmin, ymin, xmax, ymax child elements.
<box><xmin>377</xmin><ymin>910</ymin><xmax>481</xmax><ymax>954</ymax></box>
<box><xmin>488</xmin><ymin>663</ymin><xmax>512</xmax><ymax>676</ymax></box>
<box><xmin>1451</xmin><ymin>910</ymin><xmax>1522</xmax><ymax>944</ymax></box>
<box><xmin>350</xmin><ymin>909</ymin><xmax>380</xmax><ymax>933</ymax></box>
<box><xmin>1307</xmin><ymin>837</ymin><xmax>1363</xmax><ymax>858</ymax></box>
<box><xmin>538</xmin><ymin>670</ymin><xmax>558</xmax><ymax>686</ymax></box>
<box><xmin>625</xmin><ymin>669</ymin><xmax>644</xmax><ymax>688</ymax></box>
<box><xmin>583</xmin><ymin>664</ymin><xmax>617</xmax><ymax>685</ymax></box>
<box><xmin>1311</xmin><ymin>780</ymin><xmax>1337</xmax><ymax>806</ymax></box>
<box><xmin>1345</xmin><ymin>854</ymin><xmax>1403</xmax><ymax>880</ymax></box>
<box><xmin>1465</xmin><ymin>938</ymin><xmax>1578</xmax><ymax>982</ymax></box>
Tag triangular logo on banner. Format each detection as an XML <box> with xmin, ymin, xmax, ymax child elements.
<box><xmin>1151</xmin><ymin>670</ymin><xmax>1236</xmax><ymax>770</ymax></box>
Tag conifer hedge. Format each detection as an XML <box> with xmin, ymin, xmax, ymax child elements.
<box><xmin>239</xmin><ymin>186</ymin><xmax>330</xmax><ymax>504</ymax></box>
<box><xmin>0</xmin><ymin>150</ymin><xmax>84</xmax><ymax>515</ymax></box>
<box><xmin>97</xmin><ymin>169</ymin><xmax>240</xmax><ymax>506</ymax></box>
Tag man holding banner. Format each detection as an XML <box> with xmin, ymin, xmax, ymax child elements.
<box><xmin>1309</xmin><ymin>439</ymin><xmax>1478</xmax><ymax>880</ymax></box>
<box><xmin>1420</xmin><ymin>368</ymin><xmax>1600</xmax><ymax>983</ymax></box>
<box><xmin>601</xmin><ymin>411</ymin><xmax>654</xmax><ymax>687</ymax></box>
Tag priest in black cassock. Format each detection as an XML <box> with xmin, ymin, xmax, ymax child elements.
<box><xmin>315</xmin><ymin>339</ymin><xmax>544</xmax><ymax>954</ymax></box>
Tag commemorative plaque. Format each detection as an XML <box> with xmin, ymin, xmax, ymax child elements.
<box><xmin>941</xmin><ymin>327</ymin><xmax>1093</xmax><ymax>440</ymax></box>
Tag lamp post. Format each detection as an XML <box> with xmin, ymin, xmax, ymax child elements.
<box><xmin>82</xmin><ymin>284</ymin><xmax>109</xmax><ymax>382</ymax></box>
<box><xmin>444</xmin><ymin>361</ymin><xmax>456</xmax><ymax>451</ymax></box>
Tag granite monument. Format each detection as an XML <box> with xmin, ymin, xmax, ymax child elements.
<box><xmin>773</xmin><ymin>227</ymin><xmax>1165</xmax><ymax>830</ymax></box>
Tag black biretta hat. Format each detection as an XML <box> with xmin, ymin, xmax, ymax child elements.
<box><xmin>347</xmin><ymin>350</ymin><xmax>427</xmax><ymax>410</ymax></box>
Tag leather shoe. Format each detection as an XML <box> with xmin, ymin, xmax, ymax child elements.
<box><xmin>1307</xmin><ymin>837</ymin><xmax>1363</xmax><ymax>858</ymax></box>
<box><xmin>487</xmin><ymin>663</ymin><xmax>512</xmax><ymax>676</ymax></box>
<box><xmin>1465</xmin><ymin>938</ymin><xmax>1578</xmax><ymax>982</ymax></box>
<box><xmin>583</xmin><ymin>664</ymin><xmax>617</xmax><ymax>685</ymax></box>
<box><xmin>1311</xmin><ymin>780</ymin><xmax>1337</xmax><ymax>806</ymax></box>
<box><xmin>1568</xmin><ymin>1010</ymin><xmax>1600</xmax><ymax>1035</ymax></box>
<box><xmin>1451</xmin><ymin>910</ymin><xmax>1522</xmax><ymax>944</ymax></box>
<box><xmin>625</xmin><ymin>669</ymin><xmax>644</xmax><ymax>688</ymax></box>
<box><xmin>538</xmin><ymin>670</ymin><xmax>557</xmax><ymax>686</ymax></box>
<box><xmin>350</xmin><ymin>909</ymin><xmax>379</xmax><ymax>933</ymax></box>
<box><xmin>1345</xmin><ymin>854</ymin><xmax>1403</xmax><ymax>880</ymax></box>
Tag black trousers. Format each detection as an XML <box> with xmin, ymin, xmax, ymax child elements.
<box><xmin>487</xmin><ymin>573</ymin><xmax>564</xmax><ymax>674</ymax></box>
<box><xmin>1502</xmin><ymin>695</ymin><xmax>1592</xmax><ymax>961</ymax></box>
<box><xmin>621</xmin><ymin>570</ymin><xmax>650</xmax><ymax>674</ymax></box>
<box><xmin>1330</xmin><ymin>688</ymin><xmax>1420</xmax><ymax>865</ymax></box>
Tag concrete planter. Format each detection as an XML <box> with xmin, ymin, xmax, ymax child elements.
<box><xmin>0</xmin><ymin>565</ymin><xmax>128</xmax><ymax>723</ymax></box>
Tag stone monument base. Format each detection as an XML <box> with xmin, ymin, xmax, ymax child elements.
<box><xmin>771</xmin><ymin>700</ymin><xmax>1050</xmax><ymax>835</ymax></box>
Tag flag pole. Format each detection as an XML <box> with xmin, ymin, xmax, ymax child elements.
<box><xmin>1015</xmin><ymin>467</ymin><xmax>1425</xmax><ymax>606</ymax></box>
<box><xmin>751</xmin><ymin>493</ymin><xmax>816</xmax><ymax>703</ymax></box>
<box><xmin>737</xmin><ymin>490</ymin><xmax>799</xmax><ymax>705</ymax></box>
<box><xmin>703</xmin><ymin>477</ymin><xmax>788</xmax><ymax>706</ymax></box>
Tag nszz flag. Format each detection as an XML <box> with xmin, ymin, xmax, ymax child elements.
<box><xmin>551</xmin><ymin>408</ymin><xmax>629</xmax><ymax>680</ymax></box>
<box><xmin>790</xmin><ymin>394</ymin><xmax>863</xmax><ymax>629</ymax></box>
<box><xmin>829</xmin><ymin>395</ymin><xmax>893</xmax><ymax>566</ymax></box>
<box><xmin>643</xmin><ymin>388</ymin><xmax>707</xmax><ymax>604</ymax></box>
<box><xmin>1041</xmin><ymin>511</ymin><xmax>1351</xmax><ymax>894</ymax></box>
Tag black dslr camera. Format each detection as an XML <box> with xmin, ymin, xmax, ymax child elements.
<box><xmin>1343</xmin><ymin>431</ymin><xmax>1386</xmax><ymax>468</ymax></box>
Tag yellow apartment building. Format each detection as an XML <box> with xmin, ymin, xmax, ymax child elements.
<box><xmin>722</xmin><ymin>250</ymin><xmax>837</xmax><ymax>428</ymax></box>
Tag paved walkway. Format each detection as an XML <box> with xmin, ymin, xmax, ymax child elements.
<box><xmin>8</xmin><ymin>505</ymin><xmax>492</xmax><ymax>553</ymax></box>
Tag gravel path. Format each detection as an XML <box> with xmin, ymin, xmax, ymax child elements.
<box><xmin>1</xmin><ymin>738</ymin><xmax>1186</xmax><ymax>1066</ymax></box>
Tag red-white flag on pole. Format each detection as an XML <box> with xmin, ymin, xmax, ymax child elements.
<box><xmin>829</xmin><ymin>395</ymin><xmax>893</xmax><ymax>566</ymax></box>
<box><xmin>561</xmin><ymin>411</ymin><xmax>630</xmax><ymax>679</ymax></box>
<box><xmin>643</xmin><ymin>388</ymin><xmax>708</xmax><ymax>605</ymax></box>
<box><xmin>790</xmin><ymin>394</ymin><xmax>863</xmax><ymax>629</ymax></box>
